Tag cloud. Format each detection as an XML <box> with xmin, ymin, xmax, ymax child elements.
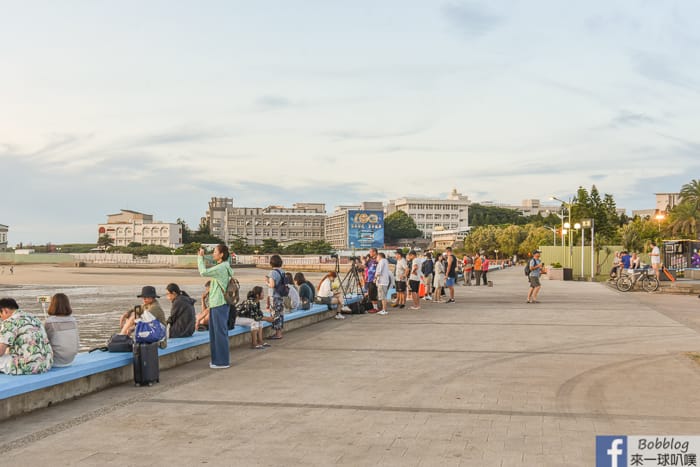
<box><xmin>254</xmin><ymin>95</ymin><xmax>295</xmax><ymax>111</ymax></box>
<box><xmin>323</xmin><ymin>125</ymin><xmax>429</xmax><ymax>142</ymax></box>
<box><xmin>630</xmin><ymin>51</ymin><xmax>698</xmax><ymax>91</ymax></box>
<box><xmin>609</xmin><ymin>110</ymin><xmax>658</xmax><ymax>128</ymax></box>
<box><xmin>442</xmin><ymin>2</ymin><xmax>504</xmax><ymax>39</ymax></box>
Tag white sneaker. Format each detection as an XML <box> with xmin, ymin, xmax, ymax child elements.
<box><xmin>424</xmin><ymin>295</ymin><xmax>432</xmax><ymax>301</ymax></box>
<box><xmin>334</xmin><ymin>313</ymin><xmax>345</xmax><ymax>319</ymax></box>
<box><xmin>341</xmin><ymin>306</ymin><xmax>352</xmax><ymax>312</ymax></box>
<box><xmin>377</xmin><ymin>310</ymin><xmax>388</xmax><ymax>315</ymax></box>
<box><xmin>209</xmin><ymin>363</ymin><xmax>231</xmax><ymax>369</ymax></box>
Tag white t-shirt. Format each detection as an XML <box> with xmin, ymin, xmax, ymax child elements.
<box><xmin>375</xmin><ymin>258</ymin><xmax>391</xmax><ymax>286</ymax></box>
<box><xmin>651</xmin><ymin>246</ymin><xmax>661</xmax><ymax>264</ymax></box>
<box><xmin>395</xmin><ymin>258</ymin><xmax>408</xmax><ymax>281</ymax></box>
<box><xmin>409</xmin><ymin>258</ymin><xmax>423</xmax><ymax>281</ymax></box>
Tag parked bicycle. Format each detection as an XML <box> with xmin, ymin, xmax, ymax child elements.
<box><xmin>616</xmin><ymin>268</ymin><xmax>659</xmax><ymax>292</ymax></box>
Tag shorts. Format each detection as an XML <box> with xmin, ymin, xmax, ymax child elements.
<box><xmin>445</xmin><ymin>277</ymin><xmax>456</xmax><ymax>287</ymax></box>
<box><xmin>423</xmin><ymin>274</ymin><xmax>433</xmax><ymax>287</ymax></box>
<box><xmin>529</xmin><ymin>276</ymin><xmax>541</xmax><ymax>288</ymax></box>
<box><xmin>409</xmin><ymin>280</ymin><xmax>420</xmax><ymax>293</ymax></box>
<box><xmin>367</xmin><ymin>282</ymin><xmax>378</xmax><ymax>301</ymax></box>
<box><xmin>377</xmin><ymin>284</ymin><xmax>389</xmax><ymax>300</ymax></box>
<box><xmin>396</xmin><ymin>280</ymin><xmax>407</xmax><ymax>292</ymax></box>
<box><xmin>236</xmin><ymin>317</ymin><xmax>262</xmax><ymax>330</ymax></box>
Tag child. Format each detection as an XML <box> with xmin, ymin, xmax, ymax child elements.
<box><xmin>236</xmin><ymin>287</ymin><xmax>269</xmax><ymax>349</ymax></box>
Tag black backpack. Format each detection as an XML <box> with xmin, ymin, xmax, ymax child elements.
<box><xmin>273</xmin><ymin>270</ymin><xmax>290</xmax><ymax>297</ymax></box>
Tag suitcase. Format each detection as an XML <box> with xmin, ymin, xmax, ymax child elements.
<box><xmin>133</xmin><ymin>342</ymin><xmax>160</xmax><ymax>386</ymax></box>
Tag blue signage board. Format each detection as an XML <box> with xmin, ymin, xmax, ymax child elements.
<box><xmin>347</xmin><ymin>210</ymin><xmax>384</xmax><ymax>249</ymax></box>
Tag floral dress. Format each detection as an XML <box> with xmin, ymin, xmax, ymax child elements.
<box><xmin>0</xmin><ymin>311</ymin><xmax>54</xmax><ymax>375</ymax></box>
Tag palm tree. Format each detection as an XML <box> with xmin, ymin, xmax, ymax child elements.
<box><xmin>668</xmin><ymin>202</ymin><xmax>698</xmax><ymax>239</ymax></box>
<box><xmin>680</xmin><ymin>179</ymin><xmax>700</xmax><ymax>212</ymax></box>
<box><xmin>97</xmin><ymin>234</ymin><xmax>114</xmax><ymax>251</ymax></box>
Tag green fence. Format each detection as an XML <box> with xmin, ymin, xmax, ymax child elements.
<box><xmin>538</xmin><ymin>245</ymin><xmax>648</xmax><ymax>277</ymax></box>
<box><xmin>0</xmin><ymin>253</ymin><xmax>76</xmax><ymax>264</ymax></box>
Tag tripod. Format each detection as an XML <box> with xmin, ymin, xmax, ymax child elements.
<box><xmin>333</xmin><ymin>256</ymin><xmax>364</xmax><ymax>299</ymax></box>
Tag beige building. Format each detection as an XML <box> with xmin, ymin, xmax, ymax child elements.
<box><xmin>204</xmin><ymin>197</ymin><xmax>326</xmax><ymax>247</ymax></box>
<box><xmin>325</xmin><ymin>202</ymin><xmax>384</xmax><ymax>250</ymax></box>
<box><xmin>0</xmin><ymin>224</ymin><xmax>7</xmax><ymax>250</ymax></box>
<box><xmin>656</xmin><ymin>192</ymin><xmax>682</xmax><ymax>212</ymax></box>
<box><xmin>387</xmin><ymin>189</ymin><xmax>471</xmax><ymax>239</ymax></box>
<box><xmin>98</xmin><ymin>210</ymin><xmax>182</xmax><ymax>248</ymax></box>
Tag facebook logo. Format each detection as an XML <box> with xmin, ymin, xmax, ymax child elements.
<box><xmin>596</xmin><ymin>436</ymin><xmax>627</xmax><ymax>467</ymax></box>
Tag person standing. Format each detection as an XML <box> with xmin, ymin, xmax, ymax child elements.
<box><xmin>45</xmin><ymin>293</ymin><xmax>79</xmax><ymax>367</ymax></box>
<box><xmin>0</xmin><ymin>298</ymin><xmax>53</xmax><ymax>374</ymax></box>
<box><xmin>527</xmin><ymin>250</ymin><xmax>544</xmax><ymax>303</ymax></box>
<box><xmin>393</xmin><ymin>250</ymin><xmax>408</xmax><ymax>309</ymax></box>
<box><xmin>421</xmin><ymin>252</ymin><xmax>434</xmax><ymax>300</ymax></box>
<box><xmin>407</xmin><ymin>250</ymin><xmax>421</xmax><ymax>310</ymax></box>
<box><xmin>374</xmin><ymin>252</ymin><xmax>392</xmax><ymax>315</ymax></box>
<box><xmin>444</xmin><ymin>247</ymin><xmax>457</xmax><ymax>303</ymax></box>
<box><xmin>462</xmin><ymin>254</ymin><xmax>474</xmax><ymax>286</ymax></box>
<box><xmin>267</xmin><ymin>255</ymin><xmax>287</xmax><ymax>337</ymax></box>
<box><xmin>481</xmin><ymin>254</ymin><xmax>490</xmax><ymax>286</ymax></box>
<box><xmin>473</xmin><ymin>253</ymin><xmax>483</xmax><ymax>286</ymax></box>
<box><xmin>650</xmin><ymin>242</ymin><xmax>661</xmax><ymax>280</ymax></box>
<box><xmin>433</xmin><ymin>253</ymin><xmax>446</xmax><ymax>303</ymax></box>
<box><xmin>198</xmin><ymin>244</ymin><xmax>234</xmax><ymax>369</ymax></box>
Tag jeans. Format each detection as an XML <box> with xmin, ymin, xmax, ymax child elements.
<box><xmin>474</xmin><ymin>270</ymin><xmax>482</xmax><ymax>286</ymax></box>
<box><xmin>482</xmin><ymin>271</ymin><xmax>488</xmax><ymax>285</ymax></box>
<box><xmin>209</xmin><ymin>304</ymin><xmax>230</xmax><ymax>366</ymax></box>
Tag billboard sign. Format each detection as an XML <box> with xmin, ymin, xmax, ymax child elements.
<box><xmin>348</xmin><ymin>210</ymin><xmax>384</xmax><ymax>249</ymax></box>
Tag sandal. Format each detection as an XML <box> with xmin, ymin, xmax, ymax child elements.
<box><xmin>267</xmin><ymin>335</ymin><xmax>283</xmax><ymax>340</ymax></box>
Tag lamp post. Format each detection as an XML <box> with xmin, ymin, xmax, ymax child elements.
<box><xmin>551</xmin><ymin>196</ymin><xmax>573</xmax><ymax>268</ymax></box>
<box><xmin>544</xmin><ymin>226</ymin><xmax>557</xmax><ymax>246</ymax></box>
<box><xmin>575</xmin><ymin>223</ymin><xmax>582</xmax><ymax>278</ymax></box>
<box><xmin>655</xmin><ymin>213</ymin><xmax>665</xmax><ymax>233</ymax></box>
<box><xmin>494</xmin><ymin>249</ymin><xmax>499</xmax><ymax>263</ymax></box>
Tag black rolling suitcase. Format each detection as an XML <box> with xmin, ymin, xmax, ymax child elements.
<box><xmin>133</xmin><ymin>342</ymin><xmax>160</xmax><ymax>386</ymax></box>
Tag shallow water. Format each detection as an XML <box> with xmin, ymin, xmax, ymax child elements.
<box><xmin>0</xmin><ymin>284</ymin><xmax>206</xmax><ymax>351</ymax></box>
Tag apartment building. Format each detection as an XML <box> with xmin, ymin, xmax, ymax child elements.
<box><xmin>0</xmin><ymin>224</ymin><xmax>8</xmax><ymax>250</ymax></box>
<box><xmin>325</xmin><ymin>202</ymin><xmax>384</xmax><ymax>250</ymax></box>
<box><xmin>204</xmin><ymin>197</ymin><xmax>326</xmax><ymax>247</ymax></box>
<box><xmin>387</xmin><ymin>189</ymin><xmax>471</xmax><ymax>239</ymax></box>
<box><xmin>98</xmin><ymin>210</ymin><xmax>182</xmax><ymax>248</ymax></box>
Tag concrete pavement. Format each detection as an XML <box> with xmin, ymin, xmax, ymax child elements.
<box><xmin>2</xmin><ymin>268</ymin><xmax>700</xmax><ymax>466</ymax></box>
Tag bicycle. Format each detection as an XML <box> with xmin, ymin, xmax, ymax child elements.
<box><xmin>616</xmin><ymin>268</ymin><xmax>659</xmax><ymax>292</ymax></box>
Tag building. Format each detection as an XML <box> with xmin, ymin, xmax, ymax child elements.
<box><xmin>386</xmin><ymin>189</ymin><xmax>471</xmax><ymax>239</ymax></box>
<box><xmin>431</xmin><ymin>227</ymin><xmax>470</xmax><ymax>250</ymax></box>
<box><xmin>656</xmin><ymin>192</ymin><xmax>682</xmax><ymax>213</ymax></box>
<box><xmin>204</xmin><ymin>197</ymin><xmax>326</xmax><ymax>247</ymax></box>
<box><xmin>325</xmin><ymin>202</ymin><xmax>385</xmax><ymax>250</ymax></box>
<box><xmin>97</xmin><ymin>210</ymin><xmax>182</xmax><ymax>248</ymax></box>
<box><xmin>0</xmin><ymin>224</ymin><xmax>7</xmax><ymax>251</ymax></box>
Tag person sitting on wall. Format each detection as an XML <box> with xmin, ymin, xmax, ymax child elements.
<box><xmin>119</xmin><ymin>286</ymin><xmax>167</xmax><ymax>348</ymax></box>
<box><xmin>165</xmin><ymin>283</ymin><xmax>196</xmax><ymax>338</ymax></box>
<box><xmin>0</xmin><ymin>297</ymin><xmax>53</xmax><ymax>375</ymax></box>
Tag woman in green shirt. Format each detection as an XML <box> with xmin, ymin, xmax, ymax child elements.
<box><xmin>198</xmin><ymin>244</ymin><xmax>234</xmax><ymax>369</ymax></box>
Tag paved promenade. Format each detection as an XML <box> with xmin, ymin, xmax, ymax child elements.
<box><xmin>2</xmin><ymin>268</ymin><xmax>700</xmax><ymax>466</ymax></box>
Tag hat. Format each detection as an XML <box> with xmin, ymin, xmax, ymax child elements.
<box><xmin>137</xmin><ymin>286</ymin><xmax>159</xmax><ymax>298</ymax></box>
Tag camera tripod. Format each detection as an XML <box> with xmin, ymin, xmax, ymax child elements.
<box><xmin>333</xmin><ymin>256</ymin><xmax>364</xmax><ymax>299</ymax></box>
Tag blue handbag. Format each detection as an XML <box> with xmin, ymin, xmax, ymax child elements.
<box><xmin>135</xmin><ymin>319</ymin><xmax>166</xmax><ymax>344</ymax></box>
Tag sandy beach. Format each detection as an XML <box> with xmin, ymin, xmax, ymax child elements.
<box><xmin>0</xmin><ymin>264</ymin><xmax>330</xmax><ymax>288</ymax></box>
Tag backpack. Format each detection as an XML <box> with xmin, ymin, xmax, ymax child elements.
<box><xmin>524</xmin><ymin>262</ymin><xmax>531</xmax><ymax>276</ymax></box>
<box><xmin>223</xmin><ymin>275</ymin><xmax>240</xmax><ymax>306</ymax></box>
<box><xmin>421</xmin><ymin>259</ymin><xmax>434</xmax><ymax>276</ymax></box>
<box><xmin>273</xmin><ymin>270</ymin><xmax>289</xmax><ymax>297</ymax></box>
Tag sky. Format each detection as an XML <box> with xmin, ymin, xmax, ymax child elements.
<box><xmin>2</xmin><ymin>0</ymin><xmax>699</xmax><ymax>245</ymax></box>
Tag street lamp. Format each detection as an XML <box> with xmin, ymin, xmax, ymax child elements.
<box><xmin>551</xmin><ymin>196</ymin><xmax>573</xmax><ymax>268</ymax></box>
<box><xmin>574</xmin><ymin>223</ymin><xmax>582</xmax><ymax>278</ymax></box>
<box><xmin>494</xmin><ymin>249</ymin><xmax>499</xmax><ymax>262</ymax></box>
<box><xmin>655</xmin><ymin>213</ymin><xmax>665</xmax><ymax>233</ymax></box>
<box><xmin>543</xmin><ymin>226</ymin><xmax>557</xmax><ymax>246</ymax></box>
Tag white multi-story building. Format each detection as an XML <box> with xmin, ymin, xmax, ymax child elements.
<box><xmin>204</xmin><ymin>197</ymin><xmax>326</xmax><ymax>247</ymax></box>
<box><xmin>0</xmin><ymin>224</ymin><xmax>8</xmax><ymax>250</ymax></box>
<box><xmin>656</xmin><ymin>192</ymin><xmax>682</xmax><ymax>213</ymax></box>
<box><xmin>98</xmin><ymin>210</ymin><xmax>182</xmax><ymax>248</ymax></box>
<box><xmin>387</xmin><ymin>189</ymin><xmax>471</xmax><ymax>239</ymax></box>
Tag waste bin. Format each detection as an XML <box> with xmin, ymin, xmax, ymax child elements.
<box><xmin>563</xmin><ymin>268</ymin><xmax>573</xmax><ymax>281</ymax></box>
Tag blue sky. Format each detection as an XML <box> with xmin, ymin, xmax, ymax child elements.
<box><xmin>2</xmin><ymin>1</ymin><xmax>698</xmax><ymax>244</ymax></box>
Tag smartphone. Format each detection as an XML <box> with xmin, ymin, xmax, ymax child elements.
<box><xmin>37</xmin><ymin>296</ymin><xmax>51</xmax><ymax>304</ymax></box>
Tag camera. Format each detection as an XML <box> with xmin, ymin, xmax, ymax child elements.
<box><xmin>349</xmin><ymin>256</ymin><xmax>359</xmax><ymax>261</ymax></box>
<box><xmin>330</xmin><ymin>253</ymin><xmax>339</xmax><ymax>259</ymax></box>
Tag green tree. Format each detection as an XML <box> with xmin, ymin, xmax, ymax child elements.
<box><xmin>468</xmin><ymin>204</ymin><xmax>528</xmax><ymax>226</ymax></box>
<box><xmin>463</xmin><ymin>225</ymin><xmax>498</xmax><ymax>255</ymax></box>
<box><xmin>174</xmin><ymin>242</ymin><xmax>204</xmax><ymax>255</ymax></box>
<box><xmin>495</xmin><ymin>225</ymin><xmax>527</xmax><ymax>258</ymax></box>
<box><xmin>97</xmin><ymin>235</ymin><xmax>113</xmax><ymax>250</ymax></box>
<box><xmin>260</xmin><ymin>238</ymin><xmax>281</xmax><ymax>254</ymax></box>
<box><xmin>668</xmin><ymin>201</ymin><xmax>698</xmax><ymax>239</ymax></box>
<box><xmin>680</xmin><ymin>179</ymin><xmax>700</xmax><ymax>212</ymax></box>
<box><xmin>229</xmin><ymin>235</ymin><xmax>254</xmax><ymax>254</ymax></box>
<box><xmin>384</xmin><ymin>211</ymin><xmax>422</xmax><ymax>241</ymax></box>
